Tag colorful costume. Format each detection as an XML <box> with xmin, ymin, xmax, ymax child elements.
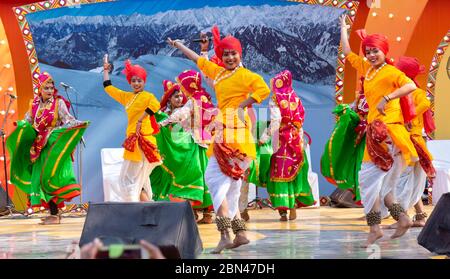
<box><xmin>347</xmin><ymin>30</ymin><xmax>417</xmax><ymax>225</ymax></box>
<box><xmin>7</xmin><ymin>72</ymin><xmax>88</xmax><ymax>210</ymax></box>
<box><xmin>382</xmin><ymin>57</ymin><xmax>435</xmax><ymax>218</ymax></box>
<box><xmin>321</xmin><ymin>80</ymin><xmax>368</xmax><ymax>203</ymax></box>
<box><xmin>259</xmin><ymin>70</ymin><xmax>315</xmax><ymax>210</ymax></box>
<box><xmin>150</xmin><ymin>75</ymin><xmax>214</xmax><ymax>209</ymax></box>
<box><xmin>198</xmin><ymin>26</ymin><xmax>270</xmax><ymax>235</ymax></box>
<box><xmin>103</xmin><ymin>60</ymin><xmax>161</xmax><ymax>202</ymax></box>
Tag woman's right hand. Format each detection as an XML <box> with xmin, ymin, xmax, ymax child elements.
<box><xmin>339</xmin><ymin>14</ymin><xmax>349</xmax><ymax>30</ymax></box>
<box><xmin>103</xmin><ymin>54</ymin><xmax>112</xmax><ymax>73</ymax></box>
<box><xmin>167</xmin><ymin>37</ymin><xmax>182</xmax><ymax>48</ymax></box>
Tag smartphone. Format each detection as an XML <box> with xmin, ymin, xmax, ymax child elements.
<box><xmin>95</xmin><ymin>244</ymin><xmax>150</xmax><ymax>259</ymax></box>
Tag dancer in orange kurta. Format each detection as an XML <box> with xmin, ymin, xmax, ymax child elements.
<box><xmin>340</xmin><ymin>15</ymin><xmax>418</xmax><ymax>247</ymax></box>
<box><xmin>167</xmin><ymin>25</ymin><xmax>270</xmax><ymax>253</ymax></box>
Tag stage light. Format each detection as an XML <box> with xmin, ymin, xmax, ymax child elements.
<box><xmin>4</xmin><ymin>64</ymin><xmax>11</xmax><ymax>69</ymax></box>
<box><xmin>0</xmin><ymin>40</ymin><xmax>5</xmax><ymax>45</ymax></box>
<box><xmin>8</xmin><ymin>86</ymin><xmax>13</xmax><ymax>92</ymax></box>
<box><xmin>388</xmin><ymin>13</ymin><xmax>394</xmax><ymax>19</ymax></box>
<box><xmin>396</xmin><ymin>37</ymin><xmax>402</xmax><ymax>42</ymax></box>
<box><xmin>372</xmin><ymin>12</ymin><xmax>377</xmax><ymax>17</ymax></box>
<box><xmin>9</xmin><ymin>110</ymin><xmax>15</xmax><ymax>115</ymax></box>
<box><xmin>406</xmin><ymin>16</ymin><xmax>411</xmax><ymax>21</ymax></box>
<box><xmin>0</xmin><ymin>86</ymin><xmax>3</xmax><ymax>91</ymax></box>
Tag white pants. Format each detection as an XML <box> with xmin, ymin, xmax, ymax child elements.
<box><xmin>397</xmin><ymin>163</ymin><xmax>426</xmax><ymax>211</ymax></box>
<box><xmin>115</xmin><ymin>148</ymin><xmax>161</xmax><ymax>202</ymax></box>
<box><xmin>205</xmin><ymin>156</ymin><xmax>249</xmax><ymax>218</ymax></box>
<box><xmin>359</xmin><ymin>145</ymin><xmax>405</xmax><ymax>215</ymax></box>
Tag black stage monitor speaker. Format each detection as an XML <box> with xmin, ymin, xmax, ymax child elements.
<box><xmin>79</xmin><ymin>201</ymin><xmax>203</xmax><ymax>259</ymax></box>
<box><xmin>418</xmin><ymin>192</ymin><xmax>450</xmax><ymax>255</ymax></box>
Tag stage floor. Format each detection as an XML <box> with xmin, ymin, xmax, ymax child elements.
<box><xmin>0</xmin><ymin>206</ymin><xmax>438</xmax><ymax>259</ymax></box>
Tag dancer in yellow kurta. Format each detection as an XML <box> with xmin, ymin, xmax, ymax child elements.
<box><xmin>383</xmin><ymin>57</ymin><xmax>436</xmax><ymax>229</ymax></box>
<box><xmin>340</xmin><ymin>15</ymin><xmax>418</xmax><ymax>247</ymax></box>
<box><xmin>167</xmin><ymin>25</ymin><xmax>270</xmax><ymax>253</ymax></box>
<box><xmin>102</xmin><ymin>55</ymin><xmax>161</xmax><ymax>202</ymax></box>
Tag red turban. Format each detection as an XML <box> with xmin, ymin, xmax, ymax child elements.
<box><xmin>122</xmin><ymin>60</ymin><xmax>147</xmax><ymax>84</ymax></box>
<box><xmin>212</xmin><ymin>25</ymin><xmax>242</xmax><ymax>61</ymax></box>
<box><xmin>396</xmin><ymin>56</ymin><xmax>426</xmax><ymax>86</ymax></box>
<box><xmin>355</xmin><ymin>29</ymin><xmax>392</xmax><ymax>64</ymax></box>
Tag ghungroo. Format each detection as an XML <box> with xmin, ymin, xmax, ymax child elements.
<box><xmin>413</xmin><ymin>212</ymin><xmax>428</xmax><ymax>221</ymax></box>
<box><xmin>366</xmin><ymin>211</ymin><xmax>381</xmax><ymax>226</ymax></box>
<box><xmin>231</xmin><ymin>218</ymin><xmax>247</xmax><ymax>234</ymax></box>
<box><xmin>388</xmin><ymin>203</ymin><xmax>406</xmax><ymax>221</ymax></box>
<box><xmin>215</xmin><ymin>216</ymin><xmax>231</xmax><ymax>232</ymax></box>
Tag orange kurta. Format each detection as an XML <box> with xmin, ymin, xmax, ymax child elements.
<box><xmin>104</xmin><ymin>85</ymin><xmax>160</xmax><ymax>162</ymax></box>
<box><xmin>410</xmin><ymin>88</ymin><xmax>433</xmax><ymax>161</ymax></box>
<box><xmin>346</xmin><ymin>52</ymin><xmax>418</xmax><ymax>166</ymax></box>
<box><xmin>197</xmin><ymin>57</ymin><xmax>270</xmax><ymax>159</ymax></box>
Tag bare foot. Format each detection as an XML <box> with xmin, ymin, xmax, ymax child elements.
<box><xmin>228</xmin><ymin>232</ymin><xmax>250</xmax><ymax>249</ymax></box>
<box><xmin>381</xmin><ymin>222</ymin><xmax>398</xmax><ymax>230</ymax></box>
<box><xmin>361</xmin><ymin>227</ymin><xmax>383</xmax><ymax>248</ymax></box>
<box><xmin>211</xmin><ymin>232</ymin><xmax>233</xmax><ymax>254</ymax></box>
<box><xmin>289</xmin><ymin>208</ymin><xmax>297</xmax><ymax>220</ymax></box>
<box><xmin>39</xmin><ymin>215</ymin><xmax>60</xmax><ymax>225</ymax></box>
<box><xmin>241</xmin><ymin>209</ymin><xmax>250</xmax><ymax>222</ymax></box>
<box><xmin>390</xmin><ymin>214</ymin><xmax>413</xmax><ymax>239</ymax></box>
<box><xmin>412</xmin><ymin>218</ymin><xmax>426</xmax><ymax>228</ymax></box>
<box><xmin>197</xmin><ymin>213</ymin><xmax>213</xmax><ymax>224</ymax></box>
<box><xmin>279</xmin><ymin>215</ymin><xmax>288</xmax><ymax>222</ymax></box>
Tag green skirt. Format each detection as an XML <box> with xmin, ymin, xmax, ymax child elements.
<box><xmin>6</xmin><ymin>120</ymin><xmax>88</xmax><ymax>207</ymax></box>
<box><xmin>320</xmin><ymin>104</ymin><xmax>364</xmax><ymax>202</ymax></box>
<box><xmin>246</xmin><ymin>121</ymin><xmax>273</xmax><ymax>187</ymax></box>
<box><xmin>266</xmin><ymin>150</ymin><xmax>315</xmax><ymax>209</ymax></box>
<box><xmin>150</xmin><ymin>112</ymin><xmax>212</xmax><ymax>208</ymax></box>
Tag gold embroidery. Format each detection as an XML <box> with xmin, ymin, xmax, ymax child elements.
<box><xmin>275</xmin><ymin>79</ymin><xmax>283</xmax><ymax>89</ymax></box>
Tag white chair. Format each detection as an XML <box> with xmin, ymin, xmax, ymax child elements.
<box><xmin>427</xmin><ymin>140</ymin><xmax>450</xmax><ymax>205</ymax></box>
<box><xmin>306</xmin><ymin>143</ymin><xmax>320</xmax><ymax>207</ymax></box>
<box><xmin>100</xmin><ymin>148</ymin><xmax>125</xmax><ymax>202</ymax></box>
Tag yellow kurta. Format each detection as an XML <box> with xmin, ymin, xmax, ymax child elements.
<box><xmin>197</xmin><ymin>57</ymin><xmax>270</xmax><ymax>159</ymax></box>
<box><xmin>410</xmin><ymin>88</ymin><xmax>433</xmax><ymax>161</ymax></box>
<box><xmin>346</xmin><ymin>52</ymin><xmax>418</xmax><ymax>166</ymax></box>
<box><xmin>104</xmin><ymin>85</ymin><xmax>160</xmax><ymax>162</ymax></box>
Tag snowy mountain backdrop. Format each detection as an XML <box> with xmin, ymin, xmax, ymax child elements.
<box><xmin>28</xmin><ymin>4</ymin><xmax>344</xmax><ymax>85</ymax></box>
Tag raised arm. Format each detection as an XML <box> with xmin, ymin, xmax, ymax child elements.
<box><xmin>103</xmin><ymin>54</ymin><xmax>111</xmax><ymax>82</ymax></box>
<box><xmin>339</xmin><ymin>14</ymin><xmax>352</xmax><ymax>56</ymax></box>
<box><xmin>167</xmin><ymin>38</ymin><xmax>200</xmax><ymax>63</ymax></box>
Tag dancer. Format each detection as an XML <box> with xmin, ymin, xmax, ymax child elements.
<box><xmin>321</xmin><ymin>77</ymin><xmax>368</xmax><ymax>204</ymax></box>
<box><xmin>340</xmin><ymin>15</ymin><xmax>418</xmax><ymax>247</ymax></box>
<box><xmin>7</xmin><ymin>72</ymin><xmax>88</xmax><ymax>224</ymax></box>
<box><xmin>102</xmin><ymin>55</ymin><xmax>161</xmax><ymax>202</ymax></box>
<box><xmin>383</xmin><ymin>56</ymin><xmax>436</xmax><ymax>228</ymax></box>
<box><xmin>167</xmin><ymin>25</ymin><xmax>270</xmax><ymax>253</ymax></box>
<box><xmin>259</xmin><ymin>70</ymin><xmax>315</xmax><ymax>221</ymax></box>
<box><xmin>149</xmin><ymin>74</ymin><xmax>215</xmax><ymax>224</ymax></box>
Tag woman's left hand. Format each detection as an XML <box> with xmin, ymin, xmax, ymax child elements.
<box><xmin>376</xmin><ymin>98</ymin><xmax>387</xmax><ymax>116</ymax></box>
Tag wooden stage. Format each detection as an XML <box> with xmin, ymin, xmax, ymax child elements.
<box><xmin>0</xmin><ymin>205</ymin><xmax>439</xmax><ymax>259</ymax></box>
